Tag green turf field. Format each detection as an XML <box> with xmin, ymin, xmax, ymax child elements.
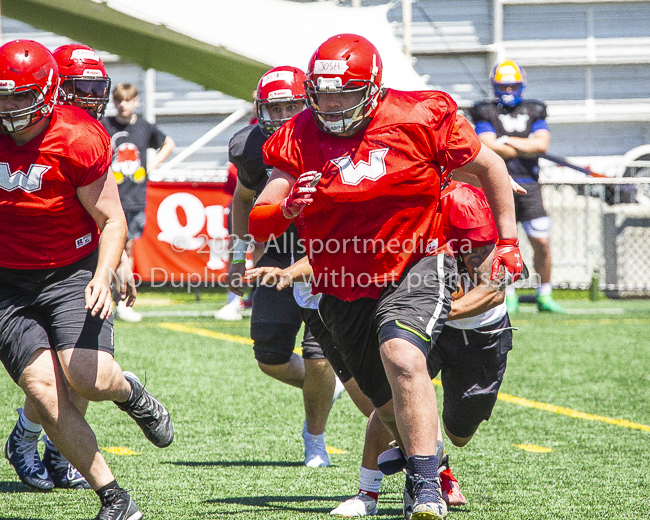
<box><xmin>1</xmin><ymin>290</ymin><xmax>649</xmax><ymax>519</ymax></box>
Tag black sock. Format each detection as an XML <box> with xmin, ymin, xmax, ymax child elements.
<box><xmin>407</xmin><ymin>454</ymin><xmax>439</xmax><ymax>479</ymax></box>
<box><xmin>96</xmin><ymin>480</ymin><xmax>120</xmax><ymax>503</ymax></box>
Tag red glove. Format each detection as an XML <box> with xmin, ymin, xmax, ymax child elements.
<box><xmin>281</xmin><ymin>171</ymin><xmax>319</xmax><ymax>219</ymax></box>
<box><xmin>491</xmin><ymin>238</ymin><xmax>523</xmax><ymax>283</ymax></box>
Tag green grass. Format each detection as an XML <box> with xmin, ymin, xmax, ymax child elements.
<box><xmin>1</xmin><ymin>290</ymin><xmax>650</xmax><ymax>519</ymax></box>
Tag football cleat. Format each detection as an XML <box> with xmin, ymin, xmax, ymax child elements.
<box><xmin>409</xmin><ymin>473</ymin><xmax>448</xmax><ymax>520</ymax></box>
<box><xmin>536</xmin><ymin>294</ymin><xmax>566</xmax><ymax>314</ymax></box>
<box><xmin>403</xmin><ymin>472</ymin><xmax>415</xmax><ymax>520</ymax></box>
<box><xmin>505</xmin><ymin>293</ymin><xmax>519</xmax><ymax>314</ymax></box>
<box><xmin>303</xmin><ymin>420</ymin><xmax>330</xmax><ymax>468</ymax></box>
<box><xmin>94</xmin><ymin>488</ymin><xmax>142</xmax><ymax>520</ymax></box>
<box><xmin>330</xmin><ymin>492</ymin><xmax>378</xmax><ymax>517</ymax></box>
<box><xmin>438</xmin><ymin>455</ymin><xmax>466</xmax><ymax>507</ymax></box>
<box><xmin>4</xmin><ymin>409</ymin><xmax>53</xmax><ymax>491</ymax></box>
<box><xmin>115</xmin><ymin>300</ymin><xmax>142</xmax><ymax>322</ymax></box>
<box><xmin>214</xmin><ymin>299</ymin><xmax>243</xmax><ymax>321</ymax></box>
<box><xmin>42</xmin><ymin>436</ymin><xmax>90</xmax><ymax>489</ymax></box>
<box><xmin>115</xmin><ymin>372</ymin><xmax>174</xmax><ymax>448</ymax></box>
<box><xmin>377</xmin><ymin>445</ymin><xmax>407</xmax><ymax>476</ymax></box>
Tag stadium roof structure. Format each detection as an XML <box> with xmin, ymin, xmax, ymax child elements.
<box><xmin>4</xmin><ymin>0</ymin><xmax>428</xmax><ymax>100</ymax></box>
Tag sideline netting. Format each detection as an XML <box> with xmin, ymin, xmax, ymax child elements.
<box><xmin>514</xmin><ymin>178</ymin><xmax>650</xmax><ymax>297</ymax></box>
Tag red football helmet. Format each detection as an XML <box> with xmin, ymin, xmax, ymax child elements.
<box><xmin>305</xmin><ymin>33</ymin><xmax>383</xmax><ymax>134</ymax></box>
<box><xmin>256</xmin><ymin>66</ymin><xmax>307</xmax><ymax>136</ymax></box>
<box><xmin>0</xmin><ymin>39</ymin><xmax>59</xmax><ymax>133</ymax></box>
<box><xmin>53</xmin><ymin>44</ymin><xmax>111</xmax><ymax>119</ymax></box>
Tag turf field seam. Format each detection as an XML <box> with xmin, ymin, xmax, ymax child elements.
<box><xmin>163</xmin><ymin>323</ymin><xmax>650</xmax><ymax>433</ymax></box>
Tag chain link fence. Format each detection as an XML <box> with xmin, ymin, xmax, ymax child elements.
<box><xmin>515</xmin><ymin>178</ymin><xmax>650</xmax><ymax>297</ymax></box>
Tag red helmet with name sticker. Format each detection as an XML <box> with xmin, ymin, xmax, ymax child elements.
<box><xmin>53</xmin><ymin>44</ymin><xmax>111</xmax><ymax>119</ymax></box>
<box><xmin>255</xmin><ymin>65</ymin><xmax>307</xmax><ymax>136</ymax></box>
<box><xmin>305</xmin><ymin>33</ymin><xmax>383</xmax><ymax>134</ymax></box>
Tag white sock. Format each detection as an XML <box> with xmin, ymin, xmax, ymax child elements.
<box><xmin>226</xmin><ymin>293</ymin><xmax>240</xmax><ymax>305</ymax></box>
<box><xmin>19</xmin><ymin>409</ymin><xmax>42</xmax><ymax>434</ymax></box>
<box><xmin>359</xmin><ymin>467</ymin><xmax>383</xmax><ymax>495</ymax></box>
<box><xmin>537</xmin><ymin>283</ymin><xmax>552</xmax><ymax>296</ymax></box>
<box><xmin>506</xmin><ymin>285</ymin><xmax>517</xmax><ymax>296</ymax></box>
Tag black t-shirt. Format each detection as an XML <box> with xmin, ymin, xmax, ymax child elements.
<box><xmin>229</xmin><ymin>124</ymin><xmax>271</xmax><ymax>197</ymax></box>
<box><xmin>228</xmin><ymin>124</ymin><xmax>303</xmax><ymax>261</ymax></box>
<box><xmin>468</xmin><ymin>99</ymin><xmax>547</xmax><ymax>183</ymax></box>
<box><xmin>101</xmin><ymin>116</ymin><xmax>167</xmax><ymax>211</ymax></box>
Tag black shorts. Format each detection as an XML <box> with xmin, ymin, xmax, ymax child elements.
<box><xmin>427</xmin><ymin>314</ymin><xmax>513</xmax><ymax>439</ymax></box>
<box><xmin>125</xmin><ymin>209</ymin><xmax>146</xmax><ymax>241</ymax></box>
<box><xmin>513</xmin><ymin>182</ymin><xmax>547</xmax><ymax>223</ymax></box>
<box><xmin>251</xmin><ymin>254</ymin><xmax>324</xmax><ymax>365</ymax></box>
<box><xmin>319</xmin><ymin>254</ymin><xmax>456</xmax><ymax>408</ymax></box>
<box><xmin>299</xmin><ymin>307</ymin><xmax>353</xmax><ymax>383</ymax></box>
<box><xmin>0</xmin><ymin>250</ymin><xmax>115</xmax><ymax>385</ymax></box>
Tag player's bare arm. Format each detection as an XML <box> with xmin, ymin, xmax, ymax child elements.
<box><xmin>455</xmin><ymin>144</ymin><xmax>517</xmax><ymax>240</ymax></box>
<box><xmin>256</xmin><ymin>168</ymin><xmax>295</xmax><ymax>206</ymax></box>
<box><xmin>502</xmin><ymin>129</ymin><xmax>550</xmax><ymax>159</ymax></box>
<box><xmin>249</xmin><ymin>168</ymin><xmax>310</xmax><ymax>242</ymax></box>
<box><xmin>115</xmin><ymin>250</ymin><xmax>137</xmax><ymax>307</ymax></box>
<box><xmin>147</xmin><ymin>135</ymin><xmax>176</xmax><ymax>173</ymax></box>
<box><xmin>246</xmin><ymin>256</ymin><xmax>313</xmax><ymax>290</ymax></box>
<box><xmin>226</xmin><ymin>179</ymin><xmax>258</xmax><ymax>295</ymax></box>
<box><xmin>449</xmin><ymin>245</ymin><xmax>505</xmax><ymax>320</ymax></box>
<box><xmin>77</xmin><ymin>168</ymin><xmax>127</xmax><ymax>319</ymax></box>
<box><xmin>477</xmin><ymin>131</ymin><xmax>519</xmax><ymax>161</ymax></box>
<box><xmin>452</xmin><ymin>171</ymin><xmax>527</xmax><ymax>195</ymax></box>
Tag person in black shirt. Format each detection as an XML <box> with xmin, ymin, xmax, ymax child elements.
<box><xmin>101</xmin><ymin>83</ymin><xmax>175</xmax><ymax>321</ymax></box>
<box><xmin>469</xmin><ymin>60</ymin><xmax>565</xmax><ymax>314</ymax></box>
<box><xmin>224</xmin><ymin>66</ymin><xmax>340</xmax><ymax>467</ymax></box>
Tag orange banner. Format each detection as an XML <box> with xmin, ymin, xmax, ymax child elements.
<box><xmin>132</xmin><ymin>181</ymin><xmax>233</xmax><ymax>284</ymax></box>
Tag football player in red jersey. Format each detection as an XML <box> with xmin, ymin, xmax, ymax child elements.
<box><xmin>248</xmin><ymin>180</ymin><xmax>511</xmax><ymax>517</ymax></box>
<box><xmin>224</xmin><ymin>66</ymin><xmax>344</xmax><ymax>467</ymax></box>
<box><xmin>249</xmin><ymin>34</ymin><xmax>522</xmax><ymax>519</ymax></box>
<box><xmin>3</xmin><ymin>43</ymin><xmax>139</xmax><ymax>494</ymax></box>
<box><xmin>0</xmin><ymin>40</ymin><xmax>172</xmax><ymax>520</ymax></box>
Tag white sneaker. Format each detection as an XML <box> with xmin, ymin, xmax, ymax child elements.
<box><xmin>330</xmin><ymin>493</ymin><xmax>378</xmax><ymax>517</ymax></box>
<box><xmin>115</xmin><ymin>301</ymin><xmax>142</xmax><ymax>322</ymax></box>
<box><xmin>302</xmin><ymin>420</ymin><xmax>330</xmax><ymax>468</ymax></box>
<box><xmin>214</xmin><ymin>300</ymin><xmax>242</xmax><ymax>321</ymax></box>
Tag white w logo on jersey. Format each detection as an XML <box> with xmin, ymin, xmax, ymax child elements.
<box><xmin>498</xmin><ymin>113</ymin><xmax>529</xmax><ymax>133</ymax></box>
<box><xmin>0</xmin><ymin>163</ymin><xmax>50</xmax><ymax>193</ymax></box>
<box><xmin>332</xmin><ymin>148</ymin><xmax>389</xmax><ymax>186</ymax></box>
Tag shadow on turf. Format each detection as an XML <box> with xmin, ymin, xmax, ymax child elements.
<box><xmin>203</xmin><ymin>495</ymin><xmax>466</xmax><ymax>517</ymax></box>
<box><xmin>165</xmin><ymin>460</ymin><xmax>304</xmax><ymax>468</ymax></box>
<box><xmin>205</xmin><ymin>495</ymin><xmax>368</xmax><ymax>515</ymax></box>
<box><xmin>0</xmin><ymin>481</ymin><xmax>39</xmax><ymax>494</ymax></box>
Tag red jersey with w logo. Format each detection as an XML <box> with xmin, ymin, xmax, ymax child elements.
<box><xmin>0</xmin><ymin>105</ymin><xmax>111</xmax><ymax>268</ymax></box>
<box><xmin>263</xmin><ymin>89</ymin><xmax>481</xmax><ymax>301</ymax></box>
